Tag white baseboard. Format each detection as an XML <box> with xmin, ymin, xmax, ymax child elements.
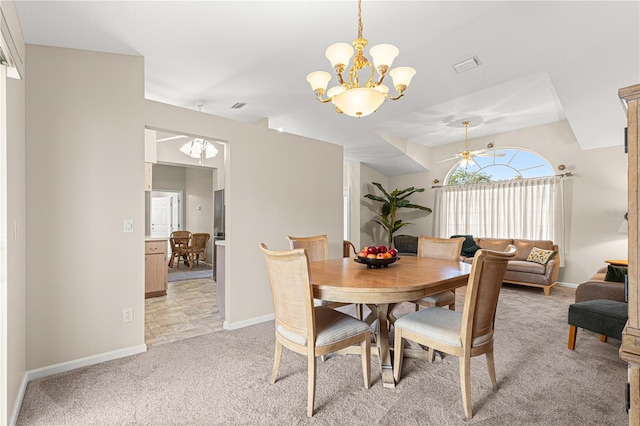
<box><xmin>10</xmin><ymin>373</ymin><xmax>28</xmax><ymax>426</ymax></box>
<box><xmin>26</xmin><ymin>344</ymin><xmax>147</xmax><ymax>381</ymax></box>
<box><xmin>556</xmin><ymin>281</ymin><xmax>579</xmax><ymax>289</ymax></box>
<box><xmin>224</xmin><ymin>313</ymin><xmax>274</xmax><ymax>330</ymax></box>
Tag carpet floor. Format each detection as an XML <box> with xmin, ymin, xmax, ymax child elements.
<box><xmin>17</xmin><ymin>285</ymin><xmax>628</xmax><ymax>425</ymax></box>
<box><xmin>167</xmin><ymin>262</ymin><xmax>213</xmax><ymax>282</ymax></box>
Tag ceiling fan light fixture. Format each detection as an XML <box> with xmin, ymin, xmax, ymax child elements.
<box><xmin>180</xmin><ymin>138</ymin><xmax>218</xmax><ymax>164</ymax></box>
<box><xmin>307</xmin><ymin>0</ymin><xmax>415</xmax><ymax>117</ymax></box>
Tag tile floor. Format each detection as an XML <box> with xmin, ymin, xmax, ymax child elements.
<box><xmin>145</xmin><ymin>278</ymin><xmax>223</xmax><ymax>347</ymax></box>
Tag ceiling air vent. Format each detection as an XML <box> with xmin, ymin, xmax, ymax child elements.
<box><xmin>453</xmin><ymin>55</ymin><xmax>481</xmax><ymax>74</ymax></box>
<box><xmin>231</xmin><ymin>102</ymin><xmax>246</xmax><ymax>109</ymax></box>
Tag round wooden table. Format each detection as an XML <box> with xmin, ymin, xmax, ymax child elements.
<box><xmin>309</xmin><ymin>256</ymin><xmax>471</xmax><ymax>388</ymax></box>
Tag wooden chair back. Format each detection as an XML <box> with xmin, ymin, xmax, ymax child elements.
<box><xmin>417</xmin><ymin>236</ymin><xmax>465</xmax><ymax>260</ymax></box>
<box><xmin>461</xmin><ymin>246</ymin><xmax>516</xmax><ymax>347</ymax></box>
<box><xmin>170</xmin><ymin>230</ymin><xmax>191</xmax><ymax>248</ymax></box>
<box><xmin>190</xmin><ymin>233</ymin><xmax>210</xmax><ymax>252</ymax></box>
<box><xmin>287</xmin><ymin>235</ymin><xmax>328</xmax><ymax>262</ymax></box>
<box><xmin>260</xmin><ymin>243</ymin><xmax>314</xmax><ymax>341</ymax></box>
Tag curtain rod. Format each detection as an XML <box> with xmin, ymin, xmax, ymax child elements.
<box><xmin>430</xmin><ymin>172</ymin><xmax>574</xmax><ymax>189</ymax></box>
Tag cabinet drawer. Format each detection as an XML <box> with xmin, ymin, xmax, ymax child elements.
<box><xmin>145</xmin><ymin>240</ymin><xmax>167</xmax><ymax>254</ymax></box>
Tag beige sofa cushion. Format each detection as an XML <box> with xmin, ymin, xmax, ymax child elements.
<box><xmin>512</xmin><ymin>239</ymin><xmax>554</xmax><ymax>261</ymax></box>
<box><xmin>507</xmin><ymin>260</ymin><xmax>546</xmax><ymax>274</ymax></box>
<box><xmin>475</xmin><ymin>238</ymin><xmax>513</xmax><ymax>252</ymax></box>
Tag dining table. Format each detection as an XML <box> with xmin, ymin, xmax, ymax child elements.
<box><xmin>309</xmin><ymin>256</ymin><xmax>472</xmax><ymax>388</ymax></box>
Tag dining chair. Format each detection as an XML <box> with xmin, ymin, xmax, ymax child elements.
<box><xmin>412</xmin><ymin>236</ymin><xmax>466</xmax><ymax>311</ymax></box>
<box><xmin>185</xmin><ymin>232</ymin><xmax>211</xmax><ymax>270</ymax></box>
<box><xmin>259</xmin><ymin>243</ymin><xmax>371</xmax><ymax>417</ymax></box>
<box><xmin>393</xmin><ymin>246</ymin><xmax>516</xmax><ymax>419</ymax></box>
<box><xmin>169</xmin><ymin>230</ymin><xmax>192</xmax><ymax>268</ymax></box>
<box><xmin>343</xmin><ymin>240</ymin><xmax>358</xmax><ymax>258</ymax></box>
<box><xmin>287</xmin><ymin>235</ymin><xmax>349</xmax><ymax>309</ymax></box>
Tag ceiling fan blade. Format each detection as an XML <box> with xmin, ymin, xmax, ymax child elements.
<box><xmin>474</xmin><ymin>152</ymin><xmax>506</xmax><ymax>157</ymax></box>
<box><xmin>437</xmin><ymin>156</ymin><xmax>460</xmax><ymax>163</ymax></box>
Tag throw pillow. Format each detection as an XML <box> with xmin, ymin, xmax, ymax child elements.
<box><xmin>451</xmin><ymin>234</ymin><xmax>481</xmax><ymax>257</ymax></box>
<box><xmin>604</xmin><ymin>265</ymin><xmax>628</xmax><ymax>283</ymax></box>
<box><xmin>526</xmin><ymin>247</ymin><xmax>557</xmax><ymax>265</ymax></box>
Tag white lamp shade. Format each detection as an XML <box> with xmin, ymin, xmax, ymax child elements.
<box><xmin>180</xmin><ymin>139</ymin><xmax>218</xmax><ymax>159</ymax></box>
<box><xmin>325</xmin><ymin>43</ymin><xmax>354</xmax><ymax>68</ymax></box>
<box><xmin>204</xmin><ymin>142</ymin><xmax>219</xmax><ymax>158</ymax></box>
<box><xmin>389</xmin><ymin>66</ymin><xmax>416</xmax><ymax>88</ymax></box>
<box><xmin>326</xmin><ymin>85</ymin><xmax>347</xmax><ymax>102</ymax></box>
<box><xmin>333</xmin><ymin>87</ymin><xmax>386</xmax><ymax>117</ymax></box>
<box><xmin>369</xmin><ymin>44</ymin><xmax>399</xmax><ymax>69</ymax></box>
<box><xmin>374</xmin><ymin>84</ymin><xmax>389</xmax><ymax>94</ymax></box>
<box><xmin>306</xmin><ymin>71</ymin><xmax>332</xmax><ymax>92</ymax></box>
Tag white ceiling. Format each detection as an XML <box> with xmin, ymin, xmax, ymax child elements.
<box><xmin>14</xmin><ymin>1</ymin><xmax>640</xmax><ymax>176</ymax></box>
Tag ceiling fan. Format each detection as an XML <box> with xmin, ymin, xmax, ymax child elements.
<box><xmin>439</xmin><ymin>121</ymin><xmax>505</xmax><ymax>167</ymax></box>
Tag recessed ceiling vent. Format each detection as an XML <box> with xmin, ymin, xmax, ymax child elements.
<box><xmin>453</xmin><ymin>55</ymin><xmax>481</xmax><ymax>74</ymax></box>
<box><xmin>231</xmin><ymin>102</ymin><xmax>247</xmax><ymax>109</ymax></box>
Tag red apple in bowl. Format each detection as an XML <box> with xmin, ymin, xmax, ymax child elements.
<box><xmin>367</xmin><ymin>246</ymin><xmax>378</xmax><ymax>255</ymax></box>
<box><xmin>389</xmin><ymin>248</ymin><xmax>398</xmax><ymax>257</ymax></box>
<box><xmin>377</xmin><ymin>245</ymin><xmax>388</xmax><ymax>254</ymax></box>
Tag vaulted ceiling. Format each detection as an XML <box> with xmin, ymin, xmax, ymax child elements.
<box><xmin>15</xmin><ymin>1</ymin><xmax>640</xmax><ymax>176</ymax></box>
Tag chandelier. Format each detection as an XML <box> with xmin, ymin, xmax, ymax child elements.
<box><xmin>306</xmin><ymin>0</ymin><xmax>416</xmax><ymax>117</ymax></box>
<box><xmin>179</xmin><ymin>138</ymin><xmax>218</xmax><ymax>164</ymax></box>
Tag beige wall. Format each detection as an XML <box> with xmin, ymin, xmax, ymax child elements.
<box><xmin>375</xmin><ymin>120</ymin><xmax>628</xmax><ymax>284</ymax></box>
<box><xmin>25</xmin><ymin>45</ymin><xmax>147</xmax><ymax>369</ymax></box>
<box><xmin>2</xmin><ymin>0</ymin><xmax>26</xmax><ymax>423</ymax></box>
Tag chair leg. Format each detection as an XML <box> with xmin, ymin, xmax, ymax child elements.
<box><xmin>460</xmin><ymin>355</ymin><xmax>473</xmax><ymax>419</ymax></box>
<box><xmin>448</xmin><ymin>300</ymin><xmax>456</xmax><ymax>311</ymax></box>
<box><xmin>356</xmin><ymin>304</ymin><xmax>363</xmax><ymax>320</ymax></box>
<box><xmin>393</xmin><ymin>330</ymin><xmax>404</xmax><ymax>382</ymax></box>
<box><xmin>271</xmin><ymin>340</ymin><xmax>282</xmax><ymax>384</ymax></box>
<box><xmin>568</xmin><ymin>325</ymin><xmax>577</xmax><ymax>350</ymax></box>
<box><xmin>427</xmin><ymin>347</ymin><xmax>436</xmax><ymax>363</ymax></box>
<box><xmin>600</xmin><ymin>334</ymin><xmax>608</xmax><ymax>343</ymax></box>
<box><xmin>307</xmin><ymin>351</ymin><xmax>316</xmax><ymax>417</ymax></box>
<box><xmin>486</xmin><ymin>349</ymin><xmax>498</xmax><ymax>390</ymax></box>
<box><xmin>362</xmin><ymin>333</ymin><xmax>371</xmax><ymax>389</ymax></box>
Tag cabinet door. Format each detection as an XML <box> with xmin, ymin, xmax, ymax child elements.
<box><xmin>145</xmin><ymin>253</ymin><xmax>167</xmax><ymax>295</ymax></box>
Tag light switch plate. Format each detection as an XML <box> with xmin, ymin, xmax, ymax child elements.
<box><xmin>124</xmin><ymin>219</ymin><xmax>134</xmax><ymax>233</ymax></box>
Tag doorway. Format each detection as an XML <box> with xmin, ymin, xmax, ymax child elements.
<box><xmin>144</xmin><ymin>129</ymin><xmax>225</xmax><ymax>347</ymax></box>
<box><xmin>150</xmin><ymin>190</ymin><xmax>182</xmax><ymax>239</ymax></box>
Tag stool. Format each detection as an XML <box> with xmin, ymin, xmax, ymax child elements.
<box><xmin>568</xmin><ymin>299</ymin><xmax>628</xmax><ymax>350</ymax></box>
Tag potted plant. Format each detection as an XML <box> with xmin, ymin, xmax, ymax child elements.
<box><xmin>364</xmin><ymin>182</ymin><xmax>432</xmax><ymax>248</ymax></box>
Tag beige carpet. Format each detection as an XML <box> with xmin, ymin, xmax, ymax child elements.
<box><xmin>17</xmin><ymin>285</ymin><xmax>628</xmax><ymax>425</ymax></box>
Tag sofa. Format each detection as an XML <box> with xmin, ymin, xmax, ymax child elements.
<box><xmin>393</xmin><ymin>235</ymin><xmax>560</xmax><ymax>296</ymax></box>
<box><xmin>575</xmin><ymin>265</ymin><xmax>626</xmax><ymax>303</ymax></box>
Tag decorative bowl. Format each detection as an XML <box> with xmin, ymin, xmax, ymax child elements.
<box><xmin>354</xmin><ymin>256</ymin><xmax>400</xmax><ymax>269</ymax></box>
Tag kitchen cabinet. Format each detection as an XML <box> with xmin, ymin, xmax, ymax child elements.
<box><xmin>145</xmin><ymin>239</ymin><xmax>167</xmax><ymax>298</ymax></box>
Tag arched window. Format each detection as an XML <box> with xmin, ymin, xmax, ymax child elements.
<box><xmin>445</xmin><ymin>148</ymin><xmax>554</xmax><ymax>185</ymax></box>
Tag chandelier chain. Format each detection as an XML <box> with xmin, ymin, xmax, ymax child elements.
<box><xmin>357</xmin><ymin>0</ymin><xmax>363</xmax><ymax>39</ymax></box>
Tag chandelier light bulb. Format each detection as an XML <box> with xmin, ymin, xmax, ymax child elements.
<box><xmin>389</xmin><ymin>67</ymin><xmax>416</xmax><ymax>90</ymax></box>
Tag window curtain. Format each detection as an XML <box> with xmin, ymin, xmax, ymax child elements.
<box><xmin>433</xmin><ymin>176</ymin><xmax>565</xmax><ymax>265</ymax></box>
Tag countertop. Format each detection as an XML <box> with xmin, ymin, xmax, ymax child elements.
<box><xmin>145</xmin><ymin>236</ymin><xmax>168</xmax><ymax>242</ymax></box>
<box><xmin>215</xmin><ymin>240</ymin><xmax>226</xmax><ymax>246</ymax></box>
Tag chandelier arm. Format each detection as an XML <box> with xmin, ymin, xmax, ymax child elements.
<box><xmin>386</xmin><ymin>93</ymin><xmax>405</xmax><ymax>101</ymax></box>
<box><xmin>314</xmin><ymin>95</ymin><xmax>335</xmax><ymax>104</ymax></box>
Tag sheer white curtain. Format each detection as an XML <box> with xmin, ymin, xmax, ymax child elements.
<box><xmin>434</xmin><ymin>176</ymin><xmax>565</xmax><ymax>264</ymax></box>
